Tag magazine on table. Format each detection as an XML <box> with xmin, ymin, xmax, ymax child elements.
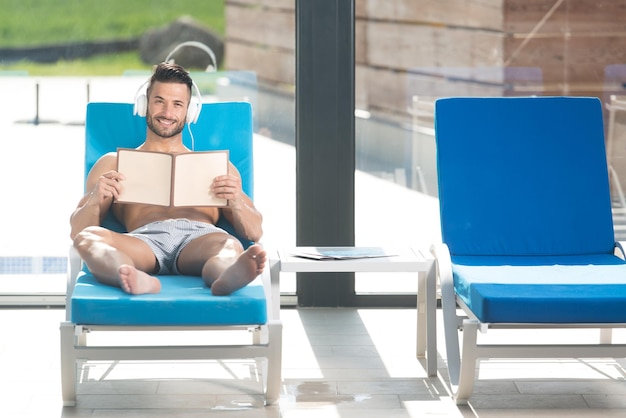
<box><xmin>290</xmin><ymin>247</ymin><xmax>397</xmax><ymax>260</ymax></box>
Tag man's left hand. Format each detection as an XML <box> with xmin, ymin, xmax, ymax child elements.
<box><xmin>211</xmin><ymin>174</ymin><xmax>244</xmax><ymax>207</ymax></box>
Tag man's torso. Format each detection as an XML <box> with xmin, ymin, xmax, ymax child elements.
<box><xmin>112</xmin><ymin>203</ymin><xmax>220</xmax><ymax>232</ymax></box>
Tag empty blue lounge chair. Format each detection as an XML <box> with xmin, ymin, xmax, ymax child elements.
<box><xmin>431</xmin><ymin>96</ymin><xmax>626</xmax><ymax>404</ymax></box>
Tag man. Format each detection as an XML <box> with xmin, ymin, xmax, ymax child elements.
<box><xmin>70</xmin><ymin>62</ymin><xmax>266</xmax><ymax>296</ymax></box>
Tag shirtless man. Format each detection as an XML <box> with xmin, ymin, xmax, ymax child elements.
<box><xmin>70</xmin><ymin>62</ymin><xmax>266</xmax><ymax>296</ymax></box>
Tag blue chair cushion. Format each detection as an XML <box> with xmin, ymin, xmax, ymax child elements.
<box><xmin>452</xmin><ymin>254</ymin><xmax>626</xmax><ymax>323</ymax></box>
<box><xmin>435</xmin><ymin>97</ymin><xmax>615</xmax><ymax>257</ymax></box>
<box><xmin>71</xmin><ymin>271</ymin><xmax>267</xmax><ymax>326</ymax></box>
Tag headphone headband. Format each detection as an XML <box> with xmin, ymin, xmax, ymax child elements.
<box><xmin>165</xmin><ymin>41</ymin><xmax>217</xmax><ymax>72</ymax></box>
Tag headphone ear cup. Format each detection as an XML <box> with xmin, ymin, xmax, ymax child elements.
<box><xmin>134</xmin><ymin>93</ymin><xmax>147</xmax><ymax>117</ymax></box>
<box><xmin>187</xmin><ymin>96</ymin><xmax>201</xmax><ymax>124</ymax></box>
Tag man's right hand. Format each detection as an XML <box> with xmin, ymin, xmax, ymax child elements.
<box><xmin>89</xmin><ymin>170</ymin><xmax>125</xmax><ymax>205</ymax></box>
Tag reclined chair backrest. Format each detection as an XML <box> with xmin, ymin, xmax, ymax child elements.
<box><xmin>85</xmin><ymin>101</ymin><xmax>253</xmax><ymax>244</ymax></box>
<box><xmin>435</xmin><ymin>96</ymin><xmax>614</xmax><ymax>258</ymax></box>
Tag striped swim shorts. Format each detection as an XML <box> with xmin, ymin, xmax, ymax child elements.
<box><xmin>127</xmin><ymin>219</ymin><xmax>228</xmax><ymax>275</ymax></box>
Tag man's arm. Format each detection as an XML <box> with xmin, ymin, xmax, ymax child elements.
<box><xmin>69</xmin><ymin>153</ymin><xmax>124</xmax><ymax>239</ymax></box>
<box><xmin>212</xmin><ymin>163</ymin><xmax>263</xmax><ymax>243</ymax></box>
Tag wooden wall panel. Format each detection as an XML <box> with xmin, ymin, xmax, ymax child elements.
<box><xmin>226</xmin><ymin>5</ymin><xmax>294</xmax><ymax>51</ymax></box>
<box><xmin>566</xmin><ymin>36</ymin><xmax>626</xmax><ymax>83</ymax></box>
<box><xmin>503</xmin><ymin>0</ymin><xmax>567</xmax><ymax>33</ymax></box>
<box><xmin>362</xmin><ymin>66</ymin><xmax>507</xmax><ymax>116</ymax></box>
<box><xmin>355</xmin><ymin>65</ymin><xmax>368</xmax><ymax>109</ymax></box>
<box><xmin>364</xmin><ymin>0</ymin><xmax>503</xmax><ymax>31</ymax></box>
<box><xmin>367</xmin><ymin>22</ymin><xmax>504</xmax><ymax>75</ymax></box>
<box><xmin>504</xmin><ymin>35</ymin><xmax>626</xmax><ymax>84</ymax></box>
<box><xmin>356</xmin><ymin>0</ymin><xmax>367</xmax><ymax>18</ymax></box>
<box><xmin>505</xmin><ymin>0</ymin><xmax>626</xmax><ymax>33</ymax></box>
<box><xmin>225</xmin><ymin>0</ymin><xmax>626</xmax><ymax>117</ymax></box>
<box><xmin>228</xmin><ymin>0</ymin><xmax>294</xmax><ymax>10</ymax></box>
<box><xmin>565</xmin><ymin>1</ymin><xmax>626</xmax><ymax>33</ymax></box>
<box><xmin>355</xmin><ymin>19</ymin><xmax>367</xmax><ymax>64</ymax></box>
<box><xmin>224</xmin><ymin>42</ymin><xmax>295</xmax><ymax>85</ymax></box>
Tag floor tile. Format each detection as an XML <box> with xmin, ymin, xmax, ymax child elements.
<box><xmin>3</xmin><ymin>307</ymin><xmax>626</xmax><ymax>417</ymax></box>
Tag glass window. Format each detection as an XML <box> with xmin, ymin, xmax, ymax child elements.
<box><xmin>4</xmin><ymin>1</ymin><xmax>624</xmax><ymax>304</ymax></box>
<box><xmin>354</xmin><ymin>0</ymin><xmax>626</xmax><ymax>294</ymax></box>
<box><xmin>0</xmin><ymin>0</ymin><xmax>297</xmax><ymax>302</ymax></box>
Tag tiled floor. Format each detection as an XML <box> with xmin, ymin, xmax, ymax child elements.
<box><xmin>2</xmin><ymin>307</ymin><xmax>626</xmax><ymax>417</ymax></box>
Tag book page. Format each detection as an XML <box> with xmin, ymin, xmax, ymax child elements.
<box><xmin>116</xmin><ymin>149</ymin><xmax>172</xmax><ymax>206</ymax></box>
<box><xmin>172</xmin><ymin>151</ymin><xmax>229</xmax><ymax>207</ymax></box>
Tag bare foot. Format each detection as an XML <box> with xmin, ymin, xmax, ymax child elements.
<box><xmin>209</xmin><ymin>244</ymin><xmax>267</xmax><ymax>296</ymax></box>
<box><xmin>118</xmin><ymin>264</ymin><xmax>161</xmax><ymax>295</ymax></box>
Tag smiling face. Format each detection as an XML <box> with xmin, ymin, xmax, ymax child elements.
<box><xmin>145</xmin><ymin>81</ymin><xmax>190</xmax><ymax>139</ymax></box>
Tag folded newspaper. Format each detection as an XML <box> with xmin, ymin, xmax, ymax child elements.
<box><xmin>290</xmin><ymin>247</ymin><xmax>397</xmax><ymax>260</ymax></box>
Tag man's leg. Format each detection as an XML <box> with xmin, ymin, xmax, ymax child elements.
<box><xmin>177</xmin><ymin>233</ymin><xmax>267</xmax><ymax>295</ymax></box>
<box><xmin>73</xmin><ymin>226</ymin><xmax>161</xmax><ymax>294</ymax></box>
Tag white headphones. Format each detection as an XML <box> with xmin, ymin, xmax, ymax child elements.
<box><xmin>133</xmin><ymin>78</ymin><xmax>203</xmax><ymax>124</ymax></box>
<box><xmin>133</xmin><ymin>42</ymin><xmax>217</xmax><ymax>125</ymax></box>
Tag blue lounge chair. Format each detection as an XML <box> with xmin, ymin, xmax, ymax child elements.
<box><xmin>431</xmin><ymin>96</ymin><xmax>626</xmax><ymax>404</ymax></box>
<box><xmin>60</xmin><ymin>101</ymin><xmax>282</xmax><ymax>406</ymax></box>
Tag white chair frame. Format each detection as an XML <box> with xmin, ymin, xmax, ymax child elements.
<box><xmin>430</xmin><ymin>242</ymin><xmax>626</xmax><ymax>405</ymax></box>
<box><xmin>60</xmin><ymin>247</ymin><xmax>283</xmax><ymax>406</ymax></box>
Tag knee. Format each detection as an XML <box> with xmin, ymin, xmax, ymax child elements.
<box><xmin>223</xmin><ymin>235</ymin><xmax>244</xmax><ymax>254</ymax></box>
<box><xmin>211</xmin><ymin>235</ymin><xmax>244</xmax><ymax>259</ymax></box>
<box><xmin>73</xmin><ymin>226</ymin><xmax>110</xmax><ymax>255</ymax></box>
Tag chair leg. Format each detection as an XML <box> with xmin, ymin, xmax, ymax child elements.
<box><xmin>441</xmin><ymin>286</ymin><xmax>461</xmax><ymax>388</ymax></box>
<box><xmin>416</xmin><ymin>271</ymin><xmax>426</xmax><ymax>359</ymax></box>
<box><xmin>425</xmin><ymin>262</ymin><xmax>438</xmax><ymax>376</ymax></box>
<box><xmin>454</xmin><ymin>319</ymin><xmax>479</xmax><ymax>405</ymax></box>
<box><xmin>417</xmin><ymin>264</ymin><xmax>438</xmax><ymax>376</ymax></box>
<box><xmin>432</xmin><ymin>244</ymin><xmax>462</xmax><ymax>385</ymax></box>
<box><xmin>60</xmin><ymin>322</ymin><xmax>77</xmax><ymax>406</ymax></box>
<box><xmin>265</xmin><ymin>320</ymin><xmax>283</xmax><ymax>405</ymax></box>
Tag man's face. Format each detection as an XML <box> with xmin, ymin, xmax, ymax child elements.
<box><xmin>145</xmin><ymin>81</ymin><xmax>190</xmax><ymax>139</ymax></box>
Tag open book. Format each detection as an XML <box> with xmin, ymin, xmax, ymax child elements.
<box><xmin>116</xmin><ymin>148</ymin><xmax>229</xmax><ymax>207</ymax></box>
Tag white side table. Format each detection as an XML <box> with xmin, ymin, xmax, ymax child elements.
<box><xmin>270</xmin><ymin>247</ymin><xmax>437</xmax><ymax>376</ymax></box>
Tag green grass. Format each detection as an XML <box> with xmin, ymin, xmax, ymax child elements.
<box><xmin>1</xmin><ymin>52</ymin><xmax>148</xmax><ymax>76</ymax></box>
<box><xmin>0</xmin><ymin>0</ymin><xmax>225</xmax><ymax>75</ymax></box>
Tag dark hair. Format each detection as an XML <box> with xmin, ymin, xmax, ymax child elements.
<box><xmin>146</xmin><ymin>62</ymin><xmax>193</xmax><ymax>98</ymax></box>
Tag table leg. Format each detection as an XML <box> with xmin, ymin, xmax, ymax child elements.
<box><xmin>417</xmin><ymin>259</ymin><xmax>437</xmax><ymax>376</ymax></box>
